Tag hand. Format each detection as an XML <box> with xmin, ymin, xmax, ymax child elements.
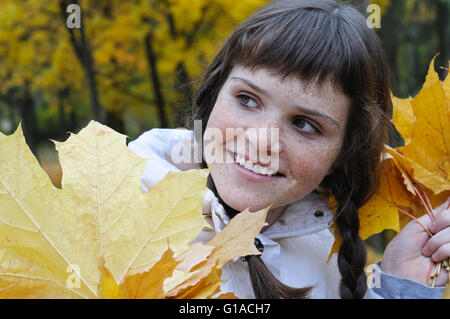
<box><xmin>380</xmin><ymin>196</ymin><xmax>450</xmax><ymax>286</ymax></box>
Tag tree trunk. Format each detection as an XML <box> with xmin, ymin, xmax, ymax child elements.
<box><xmin>60</xmin><ymin>0</ymin><xmax>103</xmax><ymax>122</ymax></box>
<box><xmin>173</xmin><ymin>62</ymin><xmax>194</xmax><ymax>127</ymax></box>
<box><xmin>378</xmin><ymin>0</ymin><xmax>403</xmax><ymax>96</ymax></box>
<box><xmin>105</xmin><ymin>109</ymin><xmax>125</xmax><ymax>133</ymax></box>
<box><xmin>17</xmin><ymin>84</ymin><xmax>37</xmax><ymax>156</ymax></box>
<box><xmin>5</xmin><ymin>91</ymin><xmax>17</xmax><ymax>134</ymax></box>
<box><xmin>79</xmin><ymin>23</ymin><xmax>102</xmax><ymax>122</ymax></box>
<box><xmin>69</xmin><ymin>104</ymin><xmax>77</xmax><ymax>133</ymax></box>
<box><xmin>58</xmin><ymin>88</ymin><xmax>68</xmax><ymax>137</ymax></box>
<box><xmin>435</xmin><ymin>0</ymin><xmax>449</xmax><ymax>80</ymax></box>
<box><xmin>144</xmin><ymin>32</ymin><xmax>168</xmax><ymax>128</ymax></box>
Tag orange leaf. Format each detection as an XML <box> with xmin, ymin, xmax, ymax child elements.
<box><xmin>391</xmin><ymin>93</ymin><xmax>415</xmax><ymax>146</ymax></box>
<box><xmin>327</xmin><ymin>157</ymin><xmax>402</xmax><ymax>261</ymax></box>
<box><xmin>164</xmin><ymin>205</ymin><xmax>270</xmax><ymax>298</ymax></box>
<box><xmin>395</xmin><ymin>57</ymin><xmax>450</xmax><ymax>194</ymax></box>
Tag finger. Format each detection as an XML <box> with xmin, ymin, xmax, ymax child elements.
<box><xmin>431</xmin><ymin>242</ymin><xmax>450</xmax><ymax>263</ymax></box>
<box><xmin>430</xmin><ymin>208</ymin><xmax>450</xmax><ymax>234</ymax></box>
<box><xmin>413</xmin><ymin>210</ymin><xmax>435</xmax><ymax>232</ymax></box>
<box><xmin>433</xmin><ymin>262</ymin><xmax>450</xmax><ymax>287</ymax></box>
<box><xmin>431</xmin><ymin>196</ymin><xmax>450</xmax><ymax>219</ymax></box>
<box><xmin>422</xmin><ymin>227</ymin><xmax>450</xmax><ymax>256</ymax></box>
<box><xmin>433</xmin><ymin>196</ymin><xmax>450</xmax><ymax>213</ymax></box>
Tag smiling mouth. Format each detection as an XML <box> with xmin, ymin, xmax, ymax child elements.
<box><xmin>232</xmin><ymin>152</ymin><xmax>284</xmax><ymax>177</ymax></box>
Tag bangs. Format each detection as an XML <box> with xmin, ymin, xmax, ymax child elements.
<box><xmin>230</xmin><ymin>5</ymin><xmax>371</xmax><ymax>97</ymax></box>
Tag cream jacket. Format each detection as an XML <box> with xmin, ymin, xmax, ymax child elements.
<box><xmin>128</xmin><ymin>128</ymin><xmax>445</xmax><ymax>299</ymax></box>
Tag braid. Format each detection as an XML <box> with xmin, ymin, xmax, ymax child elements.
<box><xmin>330</xmin><ymin>166</ymin><xmax>367</xmax><ymax>299</ymax></box>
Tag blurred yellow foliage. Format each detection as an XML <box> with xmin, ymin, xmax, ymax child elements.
<box><xmin>0</xmin><ymin>0</ymin><xmax>270</xmax><ymax>127</ymax></box>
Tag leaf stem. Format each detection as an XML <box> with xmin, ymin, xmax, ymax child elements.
<box><xmin>412</xmin><ymin>183</ymin><xmax>434</xmax><ymax>221</ymax></box>
<box><xmin>415</xmin><ymin>182</ymin><xmax>433</xmax><ymax>214</ymax></box>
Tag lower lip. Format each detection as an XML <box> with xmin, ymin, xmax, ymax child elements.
<box><xmin>231</xmin><ymin>152</ymin><xmax>283</xmax><ymax>182</ymax></box>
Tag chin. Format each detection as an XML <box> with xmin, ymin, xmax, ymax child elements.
<box><xmin>211</xmin><ymin>164</ymin><xmax>280</xmax><ymax>212</ymax></box>
<box><xmin>220</xmin><ymin>192</ymin><xmax>272</xmax><ymax>213</ymax></box>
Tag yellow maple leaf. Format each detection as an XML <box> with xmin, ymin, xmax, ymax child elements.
<box><xmin>0</xmin><ymin>121</ymin><xmax>210</xmax><ymax>298</ymax></box>
<box><xmin>99</xmin><ymin>204</ymin><xmax>270</xmax><ymax>299</ymax></box>
<box><xmin>394</xmin><ymin>56</ymin><xmax>450</xmax><ymax>194</ymax></box>
<box><xmin>164</xmin><ymin>205</ymin><xmax>270</xmax><ymax>298</ymax></box>
<box><xmin>100</xmin><ymin>249</ymin><xmax>181</xmax><ymax>299</ymax></box>
<box><xmin>327</xmin><ymin>55</ymin><xmax>450</xmax><ymax>261</ymax></box>
<box><xmin>390</xmin><ymin>92</ymin><xmax>415</xmax><ymax>146</ymax></box>
<box><xmin>326</xmin><ymin>156</ymin><xmax>402</xmax><ymax>261</ymax></box>
<box><xmin>444</xmin><ymin>68</ymin><xmax>450</xmax><ymax>98</ymax></box>
<box><xmin>385</xmin><ymin>146</ymin><xmax>450</xmax><ymax>228</ymax></box>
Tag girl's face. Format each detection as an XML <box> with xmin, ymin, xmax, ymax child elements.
<box><xmin>204</xmin><ymin>65</ymin><xmax>351</xmax><ymax>213</ymax></box>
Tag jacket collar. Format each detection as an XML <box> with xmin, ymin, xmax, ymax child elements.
<box><xmin>202</xmin><ymin>188</ymin><xmax>334</xmax><ymax>239</ymax></box>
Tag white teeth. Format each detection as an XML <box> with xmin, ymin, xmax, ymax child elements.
<box><xmin>235</xmin><ymin>153</ymin><xmax>278</xmax><ymax>176</ymax></box>
<box><xmin>237</xmin><ymin>154</ymin><xmax>246</xmax><ymax>165</ymax></box>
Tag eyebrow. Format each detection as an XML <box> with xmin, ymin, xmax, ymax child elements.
<box><xmin>229</xmin><ymin>76</ymin><xmax>341</xmax><ymax>129</ymax></box>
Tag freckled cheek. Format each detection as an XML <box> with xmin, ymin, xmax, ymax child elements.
<box><xmin>206</xmin><ymin>100</ymin><xmax>251</xmax><ymax>145</ymax></box>
<box><xmin>290</xmin><ymin>158</ymin><xmax>324</xmax><ymax>187</ymax></box>
<box><xmin>289</xmin><ymin>147</ymin><xmax>337</xmax><ymax>185</ymax></box>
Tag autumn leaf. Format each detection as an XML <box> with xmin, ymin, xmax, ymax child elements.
<box><xmin>385</xmin><ymin>146</ymin><xmax>450</xmax><ymax>226</ymax></box>
<box><xmin>100</xmin><ymin>249</ymin><xmax>181</xmax><ymax>299</ymax></box>
<box><xmin>326</xmin><ymin>151</ymin><xmax>449</xmax><ymax>261</ymax></box>
<box><xmin>390</xmin><ymin>92</ymin><xmax>415</xmax><ymax>146</ymax></box>
<box><xmin>164</xmin><ymin>205</ymin><xmax>270</xmax><ymax>298</ymax></box>
<box><xmin>384</xmin><ymin>145</ymin><xmax>416</xmax><ymax>194</ymax></box>
<box><xmin>327</xmin><ymin>55</ymin><xmax>450</xmax><ymax>261</ymax></box>
<box><xmin>444</xmin><ymin>68</ymin><xmax>450</xmax><ymax>98</ymax></box>
<box><xmin>98</xmin><ymin>204</ymin><xmax>270</xmax><ymax>299</ymax></box>
<box><xmin>393</xmin><ymin>56</ymin><xmax>450</xmax><ymax>194</ymax></box>
<box><xmin>0</xmin><ymin>121</ymin><xmax>210</xmax><ymax>298</ymax></box>
<box><xmin>326</xmin><ymin>155</ymin><xmax>403</xmax><ymax>261</ymax></box>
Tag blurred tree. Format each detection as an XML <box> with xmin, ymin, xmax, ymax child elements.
<box><xmin>0</xmin><ymin>1</ymin><xmax>61</xmax><ymax>154</ymax></box>
<box><xmin>0</xmin><ymin>0</ymin><xmax>271</xmax><ymax>142</ymax></box>
<box><xmin>1</xmin><ymin>0</ymin><xmax>445</xmax><ymax>164</ymax></box>
<box><xmin>370</xmin><ymin>0</ymin><xmax>449</xmax><ymax>96</ymax></box>
<box><xmin>435</xmin><ymin>0</ymin><xmax>449</xmax><ymax>80</ymax></box>
<box><xmin>60</xmin><ymin>0</ymin><xmax>103</xmax><ymax>123</ymax></box>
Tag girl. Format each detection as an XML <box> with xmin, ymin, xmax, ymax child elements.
<box><xmin>128</xmin><ymin>0</ymin><xmax>450</xmax><ymax>298</ymax></box>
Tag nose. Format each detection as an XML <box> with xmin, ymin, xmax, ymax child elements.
<box><xmin>258</xmin><ymin>114</ymin><xmax>284</xmax><ymax>152</ymax></box>
<box><xmin>241</xmin><ymin>125</ymin><xmax>281</xmax><ymax>167</ymax></box>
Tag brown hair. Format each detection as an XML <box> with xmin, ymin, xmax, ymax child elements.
<box><xmin>186</xmin><ymin>0</ymin><xmax>392</xmax><ymax>299</ymax></box>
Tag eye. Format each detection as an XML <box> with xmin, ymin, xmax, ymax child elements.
<box><xmin>236</xmin><ymin>94</ymin><xmax>258</xmax><ymax>108</ymax></box>
<box><xmin>293</xmin><ymin>117</ymin><xmax>320</xmax><ymax>134</ymax></box>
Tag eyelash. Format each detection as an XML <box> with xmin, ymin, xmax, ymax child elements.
<box><xmin>235</xmin><ymin>93</ymin><xmax>321</xmax><ymax>135</ymax></box>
